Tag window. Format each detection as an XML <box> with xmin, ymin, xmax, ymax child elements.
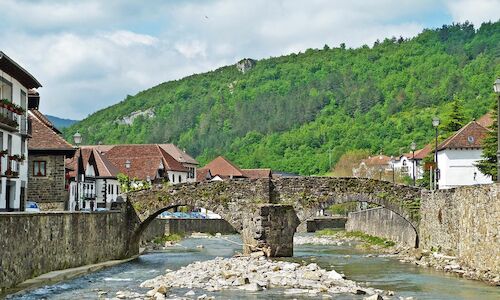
<box><xmin>171</xmin><ymin>174</ymin><xmax>175</xmax><ymax>183</ymax></box>
<box><xmin>20</xmin><ymin>90</ymin><xmax>27</xmax><ymax>112</ymax></box>
<box><xmin>33</xmin><ymin>161</ymin><xmax>47</xmax><ymax>176</ymax></box>
<box><xmin>178</xmin><ymin>175</ymin><xmax>181</xmax><ymax>182</ymax></box>
<box><xmin>0</xmin><ymin>76</ymin><xmax>13</xmax><ymax>102</ymax></box>
<box><xmin>188</xmin><ymin>167</ymin><xmax>195</xmax><ymax>179</ymax></box>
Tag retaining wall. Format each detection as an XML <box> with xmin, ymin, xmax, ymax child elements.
<box><xmin>346</xmin><ymin>207</ymin><xmax>417</xmax><ymax>247</ymax></box>
<box><xmin>141</xmin><ymin>218</ymin><xmax>237</xmax><ymax>242</ymax></box>
<box><xmin>306</xmin><ymin>217</ymin><xmax>347</xmax><ymax>232</ymax></box>
<box><xmin>420</xmin><ymin>184</ymin><xmax>499</xmax><ymax>275</ymax></box>
<box><xmin>0</xmin><ymin>210</ymin><xmax>130</xmax><ymax>293</ymax></box>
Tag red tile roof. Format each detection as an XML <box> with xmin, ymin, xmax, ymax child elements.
<box><xmin>437</xmin><ymin>121</ymin><xmax>490</xmax><ymax>150</ymax></box>
<box><xmin>203</xmin><ymin>156</ymin><xmax>245</xmax><ymax>178</ymax></box>
<box><xmin>361</xmin><ymin>155</ymin><xmax>392</xmax><ymax>166</ymax></box>
<box><xmin>196</xmin><ymin>167</ymin><xmax>212</xmax><ymax>182</ymax></box>
<box><xmin>413</xmin><ymin>143</ymin><xmax>433</xmax><ymax>160</ymax></box>
<box><xmin>477</xmin><ymin>112</ymin><xmax>494</xmax><ymax>128</ymax></box>
<box><xmin>104</xmin><ymin>144</ymin><xmax>187</xmax><ymax>180</ymax></box>
<box><xmin>159</xmin><ymin>144</ymin><xmax>198</xmax><ymax>165</ymax></box>
<box><xmin>28</xmin><ymin>110</ymin><xmax>74</xmax><ymax>151</ymax></box>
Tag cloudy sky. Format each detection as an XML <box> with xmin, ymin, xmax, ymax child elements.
<box><xmin>0</xmin><ymin>0</ymin><xmax>499</xmax><ymax>119</ymax></box>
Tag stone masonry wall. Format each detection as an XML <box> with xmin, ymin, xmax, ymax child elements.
<box><xmin>140</xmin><ymin>218</ymin><xmax>236</xmax><ymax>243</ymax></box>
<box><xmin>242</xmin><ymin>204</ymin><xmax>300</xmax><ymax>257</ymax></box>
<box><xmin>420</xmin><ymin>184</ymin><xmax>499</xmax><ymax>275</ymax></box>
<box><xmin>27</xmin><ymin>154</ymin><xmax>67</xmax><ymax>210</ymax></box>
<box><xmin>0</xmin><ymin>211</ymin><xmax>130</xmax><ymax>292</ymax></box>
<box><xmin>346</xmin><ymin>207</ymin><xmax>417</xmax><ymax>247</ymax></box>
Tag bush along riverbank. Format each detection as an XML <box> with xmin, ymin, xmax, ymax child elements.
<box><xmin>308</xmin><ymin>230</ymin><xmax>499</xmax><ymax>286</ymax></box>
<box><xmin>140</xmin><ymin>253</ymin><xmax>388</xmax><ymax>300</ymax></box>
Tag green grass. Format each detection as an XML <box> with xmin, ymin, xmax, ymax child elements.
<box><xmin>153</xmin><ymin>233</ymin><xmax>184</xmax><ymax>244</ymax></box>
<box><xmin>316</xmin><ymin>229</ymin><xmax>396</xmax><ymax>248</ymax></box>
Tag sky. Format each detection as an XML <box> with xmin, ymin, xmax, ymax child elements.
<box><xmin>0</xmin><ymin>0</ymin><xmax>499</xmax><ymax>120</ymax></box>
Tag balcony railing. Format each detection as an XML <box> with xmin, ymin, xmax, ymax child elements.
<box><xmin>82</xmin><ymin>182</ymin><xmax>96</xmax><ymax>200</ymax></box>
<box><xmin>4</xmin><ymin>157</ymin><xmax>20</xmax><ymax>177</ymax></box>
<box><xmin>0</xmin><ymin>107</ymin><xmax>19</xmax><ymax>131</ymax></box>
<box><xmin>20</xmin><ymin>116</ymin><xmax>31</xmax><ymax>135</ymax></box>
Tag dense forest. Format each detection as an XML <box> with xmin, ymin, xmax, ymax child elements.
<box><xmin>64</xmin><ymin>21</ymin><xmax>500</xmax><ymax>175</ymax></box>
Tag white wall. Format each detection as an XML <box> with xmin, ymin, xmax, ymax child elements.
<box><xmin>437</xmin><ymin>149</ymin><xmax>492</xmax><ymax>189</ymax></box>
<box><xmin>0</xmin><ymin>72</ymin><xmax>29</xmax><ymax>210</ymax></box>
<box><xmin>183</xmin><ymin>163</ymin><xmax>197</xmax><ymax>183</ymax></box>
<box><xmin>167</xmin><ymin>170</ymin><xmax>188</xmax><ymax>184</ymax></box>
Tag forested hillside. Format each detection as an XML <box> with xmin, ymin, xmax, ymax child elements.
<box><xmin>64</xmin><ymin>21</ymin><xmax>500</xmax><ymax>175</ymax></box>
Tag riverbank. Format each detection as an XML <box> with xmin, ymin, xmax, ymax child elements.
<box><xmin>310</xmin><ymin>230</ymin><xmax>499</xmax><ymax>286</ymax></box>
<box><xmin>2</xmin><ymin>250</ymin><xmax>145</xmax><ymax>298</ymax></box>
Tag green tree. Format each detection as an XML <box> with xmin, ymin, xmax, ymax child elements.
<box><xmin>476</xmin><ymin>99</ymin><xmax>498</xmax><ymax>180</ymax></box>
<box><xmin>442</xmin><ymin>97</ymin><xmax>466</xmax><ymax>135</ymax></box>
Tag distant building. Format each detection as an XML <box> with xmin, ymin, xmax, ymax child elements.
<box><xmin>158</xmin><ymin>144</ymin><xmax>199</xmax><ymax>182</ymax></box>
<box><xmin>352</xmin><ymin>154</ymin><xmax>392</xmax><ymax>180</ymax></box>
<box><xmin>437</xmin><ymin>120</ymin><xmax>493</xmax><ymax>189</ymax></box>
<box><xmin>197</xmin><ymin>156</ymin><xmax>272</xmax><ymax>181</ymax></box>
<box><xmin>393</xmin><ymin>143</ymin><xmax>433</xmax><ymax>181</ymax></box>
<box><xmin>66</xmin><ymin>146</ymin><xmax>121</xmax><ymax>211</ymax></box>
<box><xmin>0</xmin><ymin>51</ymin><xmax>42</xmax><ymax>211</ymax></box>
<box><xmin>66</xmin><ymin>144</ymin><xmax>195</xmax><ymax>211</ymax></box>
<box><xmin>27</xmin><ymin>108</ymin><xmax>75</xmax><ymax>210</ymax></box>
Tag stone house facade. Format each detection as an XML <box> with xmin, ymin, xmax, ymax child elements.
<box><xmin>27</xmin><ymin>108</ymin><xmax>75</xmax><ymax>210</ymax></box>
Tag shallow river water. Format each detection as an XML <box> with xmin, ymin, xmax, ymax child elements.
<box><xmin>6</xmin><ymin>234</ymin><xmax>499</xmax><ymax>300</ymax></box>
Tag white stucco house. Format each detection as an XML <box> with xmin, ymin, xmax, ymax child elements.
<box><xmin>392</xmin><ymin>143</ymin><xmax>432</xmax><ymax>181</ymax></box>
<box><xmin>436</xmin><ymin>120</ymin><xmax>493</xmax><ymax>189</ymax></box>
<box><xmin>67</xmin><ymin>146</ymin><xmax>121</xmax><ymax>211</ymax></box>
<box><xmin>0</xmin><ymin>51</ymin><xmax>42</xmax><ymax>211</ymax></box>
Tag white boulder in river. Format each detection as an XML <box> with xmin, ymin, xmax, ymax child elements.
<box><xmin>141</xmin><ymin>256</ymin><xmax>383</xmax><ymax>297</ymax></box>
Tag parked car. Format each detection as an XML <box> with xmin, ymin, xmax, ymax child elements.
<box><xmin>159</xmin><ymin>211</ymin><xmax>175</xmax><ymax>219</ymax></box>
<box><xmin>25</xmin><ymin>201</ymin><xmax>41</xmax><ymax>213</ymax></box>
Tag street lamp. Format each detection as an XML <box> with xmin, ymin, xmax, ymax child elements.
<box><xmin>73</xmin><ymin>131</ymin><xmax>82</xmax><ymax>211</ymax></box>
<box><xmin>411</xmin><ymin>141</ymin><xmax>417</xmax><ymax>186</ymax></box>
<box><xmin>73</xmin><ymin>131</ymin><xmax>82</xmax><ymax>146</ymax></box>
<box><xmin>494</xmin><ymin>78</ymin><xmax>500</xmax><ymax>183</ymax></box>
<box><xmin>432</xmin><ymin>117</ymin><xmax>440</xmax><ymax>189</ymax></box>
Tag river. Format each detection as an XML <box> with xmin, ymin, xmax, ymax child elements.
<box><xmin>6</xmin><ymin>234</ymin><xmax>499</xmax><ymax>300</ymax></box>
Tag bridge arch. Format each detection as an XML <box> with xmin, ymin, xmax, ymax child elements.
<box><xmin>127</xmin><ymin>177</ymin><xmax>423</xmax><ymax>256</ymax></box>
<box><xmin>270</xmin><ymin>177</ymin><xmax>422</xmax><ymax>247</ymax></box>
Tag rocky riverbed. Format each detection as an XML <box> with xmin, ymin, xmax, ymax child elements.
<box><xmin>297</xmin><ymin>232</ymin><xmax>499</xmax><ymax>286</ymax></box>
<box><xmin>139</xmin><ymin>253</ymin><xmax>387</xmax><ymax>300</ymax></box>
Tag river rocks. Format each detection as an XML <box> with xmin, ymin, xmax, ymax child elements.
<box><xmin>364</xmin><ymin>294</ymin><xmax>383</xmax><ymax>300</ymax></box>
<box><xmin>294</xmin><ymin>235</ymin><xmax>345</xmax><ymax>246</ymax></box>
<box><xmin>140</xmin><ymin>256</ymin><xmax>384</xmax><ymax>298</ymax></box>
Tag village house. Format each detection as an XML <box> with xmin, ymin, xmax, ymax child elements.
<box><xmin>0</xmin><ymin>51</ymin><xmax>42</xmax><ymax>211</ymax></box>
<box><xmin>66</xmin><ymin>146</ymin><xmax>121</xmax><ymax>211</ymax></box>
<box><xmin>158</xmin><ymin>144</ymin><xmax>198</xmax><ymax>182</ymax></box>
<box><xmin>392</xmin><ymin>143</ymin><xmax>433</xmax><ymax>181</ymax></box>
<box><xmin>27</xmin><ymin>100</ymin><xmax>75</xmax><ymax>211</ymax></box>
<box><xmin>352</xmin><ymin>154</ymin><xmax>392</xmax><ymax>180</ymax></box>
<box><xmin>436</xmin><ymin>119</ymin><xmax>493</xmax><ymax>189</ymax></box>
<box><xmin>66</xmin><ymin>143</ymin><xmax>196</xmax><ymax>210</ymax></box>
<box><xmin>196</xmin><ymin>156</ymin><xmax>272</xmax><ymax>181</ymax></box>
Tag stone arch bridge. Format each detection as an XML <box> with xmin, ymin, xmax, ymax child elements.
<box><xmin>126</xmin><ymin>177</ymin><xmax>422</xmax><ymax>257</ymax></box>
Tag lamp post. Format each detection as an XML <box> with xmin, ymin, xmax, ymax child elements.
<box><xmin>411</xmin><ymin>141</ymin><xmax>417</xmax><ymax>186</ymax></box>
<box><xmin>73</xmin><ymin>131</ymin><xmax>82</xmax><ymax>211</ymax></box>
<box><xmin>494</xmin><ymin>78</ymin><xmax>500</xmax><ymax>183</ymax></box>
<box><xmin>432</xmin><ymin>117</ymin><xmax>440</xmax><ymax>189</ymax></box>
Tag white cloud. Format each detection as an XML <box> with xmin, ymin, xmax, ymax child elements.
<box><xmin>1</xmin><ymin>0</ymin><xmax>493</xmax><ymax>119</ymax></box>
<box><xmin>174</xmin><ymin>40</ymin><xmax>207</xmax><ymax>59</ymax></box>
<box><xmin>445</xmin><ymin>0</ymin><xmax>500</xmax><ymax>25</ymax></box>
<box><xmin>105</xmin><ymin>31</ymin><xmax>158</xmax><ymax>47</ymax></box>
